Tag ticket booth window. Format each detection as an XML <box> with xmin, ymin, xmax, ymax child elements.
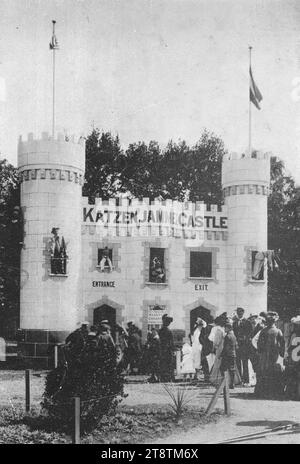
<box><xmin>190</xmin><ymin>251</ymin><xmax>212</xmax><ymax>278</ymax></box>
<box><xmin>149</xmin><ymin>248</ymin><xmax>166</xmax><ymax>283</ymax></box>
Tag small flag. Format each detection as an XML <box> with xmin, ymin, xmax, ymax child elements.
<box><xmin>249</xmin><ymin>66</ymin><xmax>262</xmax><ymax>110</ymax></box>
<box><xmin>49</xmin><ymin>21</ymin><xmax>59</xmax><ymax>50</ymax></box>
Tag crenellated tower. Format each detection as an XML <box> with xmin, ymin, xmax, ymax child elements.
<box><xmin>18</xmin><ymin>132</ymin><xmax>85</xmax><ymax>367</ymax></box>
<box><xmin>222</xmin><ymin>151</ymin><xmax>270</xmax><ymax>315</ymax></box>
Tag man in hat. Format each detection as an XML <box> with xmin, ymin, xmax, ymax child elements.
<box><xmin>159</xmin><ymin>314</ymin><xmax>174</xmax><ymax>382</ymax></box>
<box><xmin>92</xmin><ymin>321</ymin><xmax>117</xmax><ymax>370</ymax></box>
<box><xmin>126</xmin><ymin>324</ymin><xmax>142</xmax><ymax>374</ymax></box>
<box><xmin>254</xmin><ymin>311</ymin><xmax>285</xmax><ymax>398</ymax></box>
<box><xmin>65</xmin><ymin>321</ymin><xmax>89</xmax><ymax>362</ymax></box>
<box><xmin>233</xmin><ymin>307</ymin><xmax>252</xmax><ymax>385</ymax></box>
<box><xmin>48</xmin><ymin>227</ymin><xmax>67</xmax><ymax>274</ymax></box>
<box><xmin>248</xmin><ymin>314</ymin><xmax>265</xmax><ymax>377</ymax></box>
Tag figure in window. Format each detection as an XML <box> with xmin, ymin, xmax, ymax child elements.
<box><xmin>99</xmin><ymin>247</ymin><xmax>113</xmax><ymax>272</ymax></box>
<box><xmin>252</xmin><ymin>250</ymin><xmax>279</xmax><ymax>280</ymax></box>
<box><xmin>150</xmin><ymin>256</ymin><xmax>165</xmax><ymax>283</ymax></box>
<box><xmin>48</xmin><ymin>227</ymin><xmax>68</xmax><ymax>274</ymax></box>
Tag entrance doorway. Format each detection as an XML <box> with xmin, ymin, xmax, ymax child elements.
<box><xmin>190</xmin><ymin>306</ymin><xmax>211</xmax><ymax>334</ymax></box>
<box><xmin>93</xmin><ymin>304</ymin><xmax>116</xmax><ymax>338</ymax></box>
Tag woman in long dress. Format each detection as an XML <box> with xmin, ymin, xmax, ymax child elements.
<box><xmin>191</xmin><ymin>318</ymin><xmax>207</xmax><ymax>380</ymax></box>
<box><xmin>209</xmin><ymin>314</ymin><xmax>227</xmax><ymax>385</ymax></box>
<box><xmin>254</xmin><ymin>311</ymin><xmax>285</xmax><ymax>398</ymax></box>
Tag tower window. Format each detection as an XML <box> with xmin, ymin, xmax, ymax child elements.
<box><xmin>48</xmin><ymin>227</ymin><xmax>68</xmax><ymax>276</ymax></box>
<box><xmin>190</xmin><ymin>251</ymin><xmax>212</xmax><ymax>278</ymax></box>
<box><xmin>149</xmin><ymin>248</ymin><xmax>166</xmax><ymax>283</ymax></box>
<box><xmin>251</xmin><ymin>251</ymin><xmax>265</xmax><ymax>280</ymax></box>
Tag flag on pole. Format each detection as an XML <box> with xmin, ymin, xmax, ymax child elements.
<box><xmin>49</xmin><ymin>22</ymin><xmax>59</xmax><ymax>50</ymax></box>
<box><xmin>249</xmin><ymin>66</ymin><xmax>262</xmax><ymax>109</ymax></box>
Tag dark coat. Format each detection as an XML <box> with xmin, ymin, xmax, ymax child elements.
<box><xmin>148</xmin><ymin>336</ymin><xmax>161</xmax><ymax>372</ymax></box>
<box><xmin>199</xmin><ymin>324</ymin><xmax>214</xmax><ymax>356</ymax></box>
<box><xmin>65</xmin><ymin>328</ymin><xmax>88</xmax><ymax>354</ymax></box>
<box><xmin>159</xmin><ymin>326</ymin><xmax>174</xmax><ymax>381</ymax></box>
<box><xmin>233</xmin><ymin>318</ymin><xmax>252</xmax><ymax>346</ymax></box>
<box><xmin>222</xmin><ymin>331</ymin><xmax>238</xmax><ymax>358</ymax></box>
<box><xmin>220</xmin><ymin>331</ymin><xmax>238</xmax><ymax>373</ymax></box>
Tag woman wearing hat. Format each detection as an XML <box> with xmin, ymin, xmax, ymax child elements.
<box><xmin>209</xmin><ymin>314</ymin><xmax>226</xmax><ymax>385</ymax></box>
<box><xmin>254</xmin><ymin>311</ymin><xmax>285</xmax><ymax>399</ymax></box>
<box><xmin>284</xmin><ymin>315</ymin><xmax>300</xmax><ymax>400</ymax></box>
<box><xmin>159</xmin><ymin>314</ymin><xmax>174</xmax><ymax>382</ymax></box>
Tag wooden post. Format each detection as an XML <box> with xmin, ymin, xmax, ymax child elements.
<box><xmin>25</xmin><ymin>369</ymin><xmax>30</xmax><ymax>412</ymax></box>
<box><xmin>54</xmin><ymin>345</ymin><xmax>58</xmax><ymax>369</ymax></box>
<box><xmin>176</xmin><ymin>350</ymin><xmax>181</xmax><ymax>376</ymax></box>
<box><xmin>73</xmin><ymin>397</ymin><xmax>80</xmax><ymax>444</ymax></box>
<box><xmin>205</xmin><ymin>377</ymin><xmax>225</xmax><ymax>416</ymax></box>
<box><xmin>223</xmin><ymin>371</ymin><xmax>231</xmax><ymax>416</ymax></box>
<box><xmin>205</xmin><ymin>372</ymin><xmax>231</xmax><ymax>416</ymax></box>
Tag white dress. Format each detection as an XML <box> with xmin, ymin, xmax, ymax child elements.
<box><xmin>209</xmin><ymin>325</ymin><xmax>225</xmax><ymax>384</ymax></box>
<box><xmin>192</xmin><ymin>327</ymin><xmax>202</xmax><ymax>370</ymax></box>
<box><xmin>180</xmin><ymin>343</ymin><xmax>195</xmax><ymax>375</ymax></box>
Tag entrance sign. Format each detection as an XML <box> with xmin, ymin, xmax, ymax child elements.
<box><xmin>92</xmin><ymin>281</ymin><xmax>115</xmax><ymax>288</ymax></box>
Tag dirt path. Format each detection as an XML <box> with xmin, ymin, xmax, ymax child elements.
<box><xmin>148</xmin><ymin>392</ymin><xmax>300</xmax><ymax>444</ymax></box>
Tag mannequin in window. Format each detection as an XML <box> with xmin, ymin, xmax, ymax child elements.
<box><xmin>252</xmin><ymin>250</ymin><xmax>279</xmax><ymax>280</ymax></box>
<box><xmin>48</xmin><ymin>227</ymin><xmax>67</xmax><ymax>274</ymax></box>
<box><xmin>150</xmin><ymin>256</ymin><xmax>165</xmax><ymax>283</ymax></box>
<box><xmin>99</xmin><ymin>247</ymin><xmax>113</xmax><ymax>272</ymax></box>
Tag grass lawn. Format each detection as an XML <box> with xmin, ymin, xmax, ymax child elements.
<box><xmin>0</xmin><ymin>370</ymin><xmax>224</xmax><ymax>443</ymax></box>
<box><xmin>0</xmin><ymin>403</ymin><xmax>223</xmax><ymax>444</ymax></box>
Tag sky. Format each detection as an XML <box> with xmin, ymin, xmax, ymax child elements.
<box><xmin>1</xmin><ymin>0</ymin><xmax>300</xmax><ymax>184</ymax></box>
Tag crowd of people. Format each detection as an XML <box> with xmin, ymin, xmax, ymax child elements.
<box><xmin>63</xmin><ymin>308</ymin><xmax>300</xmax><ymax>400</ymax></box>
<box><xmin>181</xmin><ymin>307</ymin><xmax>300</xmax><ymax>399</ymax></box>
<box><xmin>63</xmin><ymin>315</ymin><xmax>175</xmax><ymax>382</ymax></box>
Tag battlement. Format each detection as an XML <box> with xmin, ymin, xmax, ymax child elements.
<box><xmin>81</xmin><ymin>196</ymin><xmax>227</xmax><ymax>215</ymax></box>
<box><xmin>18</xmin><ymin>131</ymin><xmax>85</xmax><ymax>173</ymax></box>
<box><xmin>18</xmin><ymin>131</ymin><xmax>85</xmax><ymax>145</ymax></box>
<box><xmin>222</xmin><ymin>150</ymin><xmax>270</xmax><ymax>190</ymax></box>
<box><xmin>223</xmin><ymin>150</ymin><xmax>270</xmax><ymax>161</ymax></box>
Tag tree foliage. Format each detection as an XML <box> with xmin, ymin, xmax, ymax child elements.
<box><xmin>267</xmin><ymin>157</ymin><xmax>300</xmax><ymax>318</ymax></box>
<box><xmin>84</xmin><ymin>128</ymin><xmax>225</xmax><ymax>203</ymax></box>
<box><xmin>83</xmin><ymin>130</ymin><xmax>124</xmax><ymax>201</ymax></box>
<box><xmin>0</xmin><ymin>159</ymin><xmax>20</xmax><ymax>337</ymax></box>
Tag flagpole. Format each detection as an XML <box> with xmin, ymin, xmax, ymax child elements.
<box><xmin>52</xmin><ymin>20</ymin><xmax>56</xmax><ymax>137</ymax></box>
<box><xmin>248</xmin><ymin>46</ymin><xmax>252</xmax><ymax>156</ymax></box>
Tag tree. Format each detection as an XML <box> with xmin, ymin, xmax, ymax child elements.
<box><xmin>0</xmin><ymin>159</ymin><xmax>21</xmax><ymax>338</ymax></box>
<box><xmin>184</xmin><ymin>130</ymin><xmax>225</xmax><ymax>204</ymax></box>
<box><xmin>267</xmin><ymin>156</ymin><xmax>300</xmax><ymax>318</ymax></box>
<box><xmin>120</xmin><ymin>130</ymin><xmax>225</xmax><ymax>203</ymax></box>
<box><xmin>120</xmin><ymin>140</ymin><xmax>165</xmax><ymax>199</ymax></box>
<box><xmin>83</xmin><ymin>130</ymin><xmax>124</xmax><ymax>202</ymax></box>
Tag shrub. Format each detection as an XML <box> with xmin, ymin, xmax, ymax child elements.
<box><xmin>41</xmin><ymin>344</ymin><xmax>126</xmax><ymax>432</ymax></box>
